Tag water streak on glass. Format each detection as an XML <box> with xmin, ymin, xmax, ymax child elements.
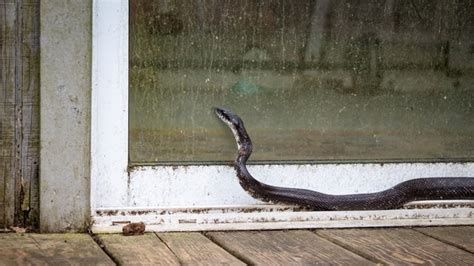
<box><xmin>130</xmin><ymin>0</ymin><xmax>474</xmax><ymax>163</ymax></box>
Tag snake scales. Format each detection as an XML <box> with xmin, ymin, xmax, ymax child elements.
<box><xmin>214</xmin><ymin>107</ymin><xmax>474</xmax><ymax>210</ymax></box>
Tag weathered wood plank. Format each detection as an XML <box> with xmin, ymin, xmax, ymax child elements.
<box><xmin>415</xmin><ymin>226</ymin><xmax>474</xmax><ymax>253</ymax></box>
<box><xmin>31</xmin><ymin>234</ymin><xmax>114</xmax><ymax>265</ymax></box>
<box><xmin>97</xmin><ymin>233</ymin><xmax>180</xmax><ymax>265</ymax></box>
<box><xmin>0</xmin><ymin>233</ymin><xmax>114</xmax><ymax>265</ymax></box>
<box><xmin>17</xmin><ymin>0</ymin><xmax>40</xmax><ymax>227</ymax></box>
<box><xmin>0</xmin><ymin>0</ymin><xmax>40</xmax><ymax>229</ymax></box>
<box><xmin>207</xmin><ymin>230</ymin><xmax>373</xmax><ymax>265</ymax></box>
<box><xmin>317</xmin><ymin>228</ymin><xmax>474</xmax><ymax>264</ymax></box>
<box><xmin>0</xmin><ymin>0</ymin><xmax>18</xmax><ymax>229</ymax></box>
<box><xmin>157</xmin><ymin>232</ymin><xmax>245</xmax><ymax>265</ymax></box>
<box><xmin>0</xmin><ymin>233</ymin><xmax>49</xmax><ymax>265</ymax></box>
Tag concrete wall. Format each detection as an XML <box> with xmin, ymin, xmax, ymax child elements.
<box><xmin>40</xmin><ymin>0</ymin><xmax>92</xmax><ymax>232</ymax></box>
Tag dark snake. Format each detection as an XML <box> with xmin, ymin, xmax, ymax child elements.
<box><xmin>214</xmin><ymin>107</ymin><xmax>474</xmax><ymax>210</ymax></box>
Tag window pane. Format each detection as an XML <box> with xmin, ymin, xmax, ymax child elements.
<box><xmin>129</xmin><ymin>0</ymin><xmax>474</xmax><ymax>163</ymax></box>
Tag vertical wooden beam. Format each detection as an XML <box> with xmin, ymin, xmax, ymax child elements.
<box><xmin>0</xmin><ymin>0</ymin><xmax>17</xmax><ymax>229</ymax></box>
<box><xmin>0</xmin><ymin>0</ymin><xmax>39</xmax><ymax>229</ymax></box>
<box><xmin>13</xmin><ymin>0</ymin><xmax>24</xmax><ymax>227</ymax></box>
<box><xmin>17</xmin><ymin>0</ymin><xmax>40</xmax><ymax>227</ymax></box>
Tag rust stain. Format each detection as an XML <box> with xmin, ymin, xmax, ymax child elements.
<box><xmin>112</xmin><ymin>221</ymin><xmax>131</xmax><ymax>225</ymax></box>
<box><xmin>404</xmin><ymin>202</ymin><xmax>474</xmax><ymax>209</ymax></box>
<box><xmin>101</xmin><ymin>210</ymin><xmax>119</xmax><ymax>216</ymax></box>
<box><xmin>129</xmin><ymin>210</ymin><xmax>155</xmax><ymax>216</ymax></box>
<box><xmin>94</xmin><ymin>201</ymin><xmax>472</xmax><ymax>226</ymax></box>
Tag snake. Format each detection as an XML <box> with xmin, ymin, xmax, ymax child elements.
<box><xmin>214</xmin><ymin>107</ymin><xmax>474</xmax><ymax>210</ymax></box>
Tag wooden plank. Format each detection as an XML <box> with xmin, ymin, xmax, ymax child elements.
<box><xmin>0</xmin><ymin>0</ymin><xmax>17</xmax><ymax>229</ymax></box>
<box><xmin>157</xmin><ymin>232</ymin><xmax>244</xmax><ymax>265</ymax></box>
<box><xmin>31</xmin><ymin>234</ymin><xmax>114</xmax><ymax>265</ymax></box>
<box><xmin>415</xmin><ymin>226</ymin><xmax>474</xmax><ymax>253</ymax></box>
<box><xmin>17</xmin><ymin>0</ymin><xmax>40</xmax><ymax>227</ymax></box>
<box><xmin>0</xmin><ymin>0</ymin><xmax>40</xmax><ymax>229</ymax></box>
<box><xmin>317</xmin><ymin>228</ymin><xmax>474</xmax><ymax>264</ymax></box>
<box><xmin>0</xmin><ymin>233</ymin><xmax>114</xmax><ymax>265</ymax></box>
<box><xmin>207</xmin><ymin>230</ymin><xmax>373</xmax><ymax>265</ymax></box>
<box><xmin>97</xmin><ymin>233</ymin><xmax>180</xmax><ymax>265</ymax></box>
<box><xmin>0</xmin><ymin>233</ymin><xmax>49</xmax><ymax>265</ymax></box>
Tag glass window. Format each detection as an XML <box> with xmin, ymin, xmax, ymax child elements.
<box><xmin>129</xmin><ymin>0</ymin><xmax>473</xmax><ymax>163</ymax></box>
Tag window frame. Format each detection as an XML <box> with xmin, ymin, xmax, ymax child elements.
<box><xmin>91</xmin><ymin>0</ymin><xmax>474</xmax><ymax>232</ymax></box>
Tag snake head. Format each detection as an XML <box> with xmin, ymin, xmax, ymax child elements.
<box><xmin>214</xmin><ymin>106</ymin><xmax>253</xmax><ymax>156</ymax></box>
<box><xmin>214</xmin><ymin>107</ymin><xmax>251</xmax><ymax>149</ymax></box>
<box><xmin>214</xmin><ymin>107</ymin><xmax>243</xmax><ymax>128</ymax></box>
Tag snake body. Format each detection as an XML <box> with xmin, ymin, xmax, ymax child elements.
<box><xmin>214</xmin><ymin>107</ymin><xmax>474</xmax><ymax>210</ymax></box>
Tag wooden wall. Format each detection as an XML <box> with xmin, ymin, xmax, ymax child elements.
<box><xmin>0</xmin><ymin>0</ymin><xmax>39</xmax><ymax>229</ymax></box>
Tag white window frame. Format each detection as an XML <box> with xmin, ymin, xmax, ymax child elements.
<box><xmin>91</xmin><ymin>0</ymin><xmax>473</xmax><ymax>233</ymax></box>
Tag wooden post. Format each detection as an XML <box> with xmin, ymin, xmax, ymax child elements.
<box><xmin>0</xmin><ymin>0</ymin><xmax>40</xmax><ymax>229</ymax></box>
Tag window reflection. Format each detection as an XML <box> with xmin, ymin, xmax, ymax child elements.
<box><xmin>130</xmin><ymin>0</ymin><xmax>473</xmax><ymax>163</ymax></box>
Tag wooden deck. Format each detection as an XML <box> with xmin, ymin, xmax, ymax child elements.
<box><xmin>1</xmin><ymin>226</ymin><xmax>473</xmax><ymax>265</ymax></box>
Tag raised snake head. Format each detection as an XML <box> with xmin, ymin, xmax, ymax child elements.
<box><xmin>214</xmin><ymin>107</ymin><xmax>251</xmax><ymax>152</ymax></box>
